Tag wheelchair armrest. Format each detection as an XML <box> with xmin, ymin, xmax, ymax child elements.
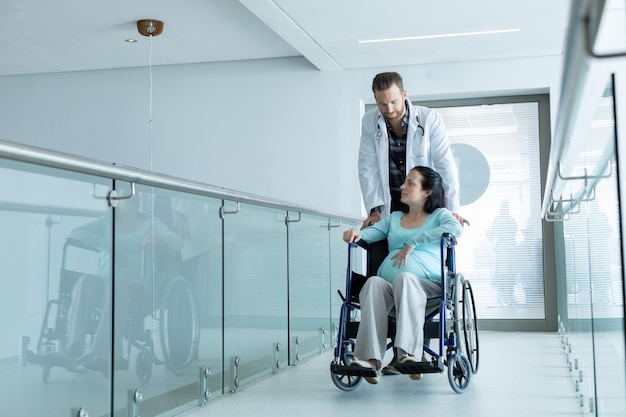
<box><xmin>64</xmin><ymin>237</ymin><xmax>101</xmax><ymax>253</ymax></box>
<box><xmin>349</xmin><ymin>240</ymin><xmax>370</xmax><ymax>251</ymax></box>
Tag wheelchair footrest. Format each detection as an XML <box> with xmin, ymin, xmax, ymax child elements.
<box><xmin>330</xmin><ymin>363</ymin><xmax>378</xmax><ymax>377</ymax></box>
<box><xmin>394</xmin><ymin>358</ymin><xmax>445</xmax><ymax>374</ymax></box>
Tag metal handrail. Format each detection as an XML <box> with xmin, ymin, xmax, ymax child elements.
<box><xmin>545</xmin><ymin>114</ymin><xmax>616</xmax><ymax>221</ymax></box>
<box><xmin>0</xmin><ymin>138</ymin><xmax>360</xmax><ymax>223</ymax></box>
<box><xmin>541</xmin><ymin>0</ymin><xmax>605</xmax><ymax>218</ymax></box>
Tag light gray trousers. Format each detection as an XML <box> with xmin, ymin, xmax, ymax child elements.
<box><xmin>354</xmin><ymin>272</ymin><xmax>442</xmax><ymax>364</ymax></box>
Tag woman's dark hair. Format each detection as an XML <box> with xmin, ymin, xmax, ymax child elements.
<box><xmin>372</xmin><ymin>72</ymin><xmax>404</xmax><ymax>93</ymax></box>
<box><xmin>411</xmin><ymin>166</ymin><xmax>446</xmax><ymax>213</ymax></box>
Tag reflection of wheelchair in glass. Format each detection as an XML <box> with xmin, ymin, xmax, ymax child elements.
<box><xmin>330</xmin><ymin>233</ymin><xmax>479</xmax><ymax>393</ymax></box>
<box><xmin>25</xmin><ymin>237</ymin><xmax>200</xmax><ymax>384</ymax></box>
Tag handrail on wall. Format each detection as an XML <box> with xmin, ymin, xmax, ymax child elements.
<box><xmin>541</xmin><ymin>0</ymin><xmax>609</xmax><ymax>220</ymax></box>
<box><xmin>545</xmin><ymin>143</ymin><xmax>615</xmax><ymax>221</ymax></box>
<box><xmin>0</xmin><ymin>138</ymin><xmax>360</xmax><ymax>223</ymax></box>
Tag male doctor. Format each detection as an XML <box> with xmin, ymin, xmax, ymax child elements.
<box><xmin>359</xmin><ymin>71</ymin><xmax>469</xmax><ymax>229</ymax></box>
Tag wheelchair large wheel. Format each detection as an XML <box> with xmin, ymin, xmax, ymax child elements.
<box><xmin>159</xmin><ymin>276</ymin><xmax>200</xmax><ymax>374</ymax></box>
<box><xmin>461</xmin><ymin>280</ymin><xmax>479</xmax><ymax>374</ymax></box>
<box><xmin>451</xmin><ymin>273</ymin><xmax>465</xmax><ymax>345</ymax></box>
<box><xmin>447</xmin><ymin>353</ymin><xmax>472</xmax><ymax>394</ymax></box>
<box><xmin>330</xmin><ymin>342</ymin><xmax>363</xmax><ymax>391</ymax></box>
<box><xmin>452</xmin><ymin>274</ymin><xmax>479</xmax><ymax>374</ymax></box>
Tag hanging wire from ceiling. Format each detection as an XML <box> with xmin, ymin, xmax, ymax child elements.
<box><xmin>136</xmin><ymin>20</ymin><xmax>164</xmax><ymax>172</ymax></box>
<box><xmin>136</xmin><ymin>19</ymin><xmax>164</xmax><ymax>273</ymax></box>
<box><xmin>149</xmin><ymin>33</ymin><xmax>153</xmax><ymax>171</ymax></box>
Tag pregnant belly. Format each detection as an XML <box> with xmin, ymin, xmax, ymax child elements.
<box><xmin>377</xmin><ymin>249</ymin><xmax>424</xmax><ymax>283</ymax></box>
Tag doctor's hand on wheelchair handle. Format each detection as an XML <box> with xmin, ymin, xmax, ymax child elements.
<box><xmin>453</xmin><ymin>212</ymin><xmax>470</xmax><ymax>227</ymax></box>
<box><xmin>343</xmin><ymin>228</ymin><xmax>361</xmax><ymax>244</ymax></box>
<box><xmin>360</xmin><ymin>211</ymin><xmax>381</xmax><ymax>230</ymax></box>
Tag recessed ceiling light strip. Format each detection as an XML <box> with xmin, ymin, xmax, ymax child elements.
<box><xmin>358</xmin><ymin>28</ymin><xmax>520</xmax><ymax>44</ymax></box>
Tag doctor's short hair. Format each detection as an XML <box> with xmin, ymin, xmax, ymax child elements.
<box><xmin>372</xmin><ymin>72</ymin><xmax>404</xmax><ymax>93</ymax></box>
<box><xmin>411</xmin><ymin>166</ymin><xmax>447</xmax><ymax>213</ymax></box>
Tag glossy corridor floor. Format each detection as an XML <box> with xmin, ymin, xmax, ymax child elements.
<box><xmin>181</xmin><ymin>332</ymin><xmax>584</xmax><ymax>417</ymax></box>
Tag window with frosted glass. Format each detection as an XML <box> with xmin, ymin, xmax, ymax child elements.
<box><xmin>437</xmin><ymin>100</ymin><xmax>545</xmax><ymax>320</ymax></box>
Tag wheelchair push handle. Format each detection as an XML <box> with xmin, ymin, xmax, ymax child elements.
<box><xmin>440</xmin><ymin>232</ymin><xmax>457</xmax><ymax>248</ymax></box>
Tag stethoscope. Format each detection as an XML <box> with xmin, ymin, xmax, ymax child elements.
<box><xmin>375</xmin><ymin>113</ymin><xmax>425</xmax><ymax>138</ymax></box>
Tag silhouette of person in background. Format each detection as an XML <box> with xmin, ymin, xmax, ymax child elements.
<box><xmin>587</xmin><ymin>200</ymin><xmax>615</xmax><ymax>305</ymax></box>
<box><xmin>487</xmin><ymin>200</ymin><xmax>518</xmax><ymax>306</ymax></box>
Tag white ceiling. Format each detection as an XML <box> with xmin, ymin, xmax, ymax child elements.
<box><xmin>0</xmin><ymin>0</ymin><xmax>571</xmax><ymax>77</ymax></box>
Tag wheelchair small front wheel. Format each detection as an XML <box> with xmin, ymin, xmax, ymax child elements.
<box><xmin>136</xmin><ymin>347</ymin><xmax>153</xmax><ymax>384</ymax></box>
<box><xmin>330</xmin><ymin>341</ymin><xmax>363</xmax><ymax>391</ymax></box>
<box><xmin>330</xmin><ymin>360</ymin><xmax>363</xmax><ymax>391</ymax></box>
<box><xmin>447</xmin><ymin>353</ymin><xmax>472</xmax><ymax>394</ymax></box>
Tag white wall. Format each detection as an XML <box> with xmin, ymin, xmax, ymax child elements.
<box><xmin>0</xmin><ymin>54</ymin><xmax>562</xmax><ymax>218</ymax></box>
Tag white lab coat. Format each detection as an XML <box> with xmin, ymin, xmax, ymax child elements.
<box><xmin>358</xmin><ymin>103</ymin><xmax>460</xmax><ymax>216</ymax></box>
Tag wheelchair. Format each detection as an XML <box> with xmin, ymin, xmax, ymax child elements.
<box><xmin>24</xmin><ymin>237</ymin><xmax>200</xmax><ymax>384</ymax></box>
<box><xmin>330</xmin><ymin>233</ymin><xmax>479</xmax><ymax>393</ymax></box>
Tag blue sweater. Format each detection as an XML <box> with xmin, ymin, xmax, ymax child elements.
<box><xmin>360</xmin><ymin>209</ymin><xmax>462</xmax><ymax>282</ymax></box>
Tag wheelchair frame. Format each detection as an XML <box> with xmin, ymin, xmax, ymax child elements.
<box><xmin>330</xmin><ymin>233</ymin><xmax>479</xmax><ymax>393</ymax></box>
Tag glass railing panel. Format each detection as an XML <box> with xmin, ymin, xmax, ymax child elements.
<box><xmin>563</xmin><ymin>212</ymin><xmax>595</xmax><ymax>410</ymax></box>
<box><xmin>287</xmin><ymin>213</ymin><xmax>330</xmax><ymax>364</ymax></box>
<box><xmin>558</xmin><ymin>75</ymin><xmax>625</xmax><ymax>416</ymax></box>
<box><xmin>222</xmin><ymin>203</ymin><xmax>288</xmax><ymax>392</ymax></box>
<box><xmin>587</xmin><ymin>79</ymin><xmax>625</xmax><ymax>417</ymax></box>
<box><xmin>107</xmin><ymin>184</ymin><xmax>224</xmax><ymax>416</ymax></box>
<box><xmin>0</xmin><ymin>137</ymin><xmax>363</xmax><ymax>415</ymax></box>
<box><xmin>172</xmin><ymin>193</ymin><xmax>225</xmax><ymax>407</ymax></box>
<box><xmin>589</xmin><ymin>175</ymin><xmax>625</xmax><ymax>416</ymax></box>
<box><xmin>0</xmin><ymin>159</ymin><xmax>113</xmax><ymax>417</ymax></box>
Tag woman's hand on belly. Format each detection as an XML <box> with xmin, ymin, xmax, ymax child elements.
<box><xmin>379</xmin><ymin>249</ymin><xmax>422</xmax><ymax>282</ymax></box>
<box><xmin>390</xmin><ymin>245</ymin><xmax>412</xmax><ymax>267</ymax></box>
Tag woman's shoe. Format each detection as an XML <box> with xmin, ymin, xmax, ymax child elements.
<box><xmin>350</xmin><ymin>359</ymin><xmax>380</xmax><ymax>384</ymax></box>
<box><xmin>400</xmin><ymin>354</ymin><xmax>422</xmax><ymax>380</ymax></box>
<box><xmin>381</xmin><ymin>360</ymin><xmax>400</xmax><ymax>375</ymax></box>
